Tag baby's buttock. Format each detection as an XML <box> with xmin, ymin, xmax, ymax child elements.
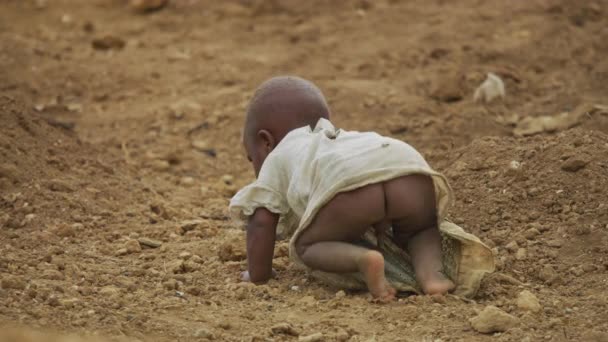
<box><xmin>299</xmin><ymin>173</ymin><xmax>436</xmax><ymax>244</ymax></box>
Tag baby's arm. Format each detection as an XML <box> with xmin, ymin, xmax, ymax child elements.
<box><xmin>245</xmin><ymin>207</ymin><xmax>279</xmax><ymax>283</ymax></box>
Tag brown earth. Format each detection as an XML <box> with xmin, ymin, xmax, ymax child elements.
<box><xmin>1</xmin><ymin>0</ymin><xmax>608</xmax><ymax>341</ymax></box>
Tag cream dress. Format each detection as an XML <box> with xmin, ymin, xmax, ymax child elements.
<box><xmin>230</xmin><ymin>119</ymin><xmax>494</xmax><ymax>297</ymax></box>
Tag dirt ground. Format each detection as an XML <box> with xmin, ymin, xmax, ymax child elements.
<box><xmin>1</xmin><ymin>0</ymin><xmax>608</xmax><ymax>341</ymax></box>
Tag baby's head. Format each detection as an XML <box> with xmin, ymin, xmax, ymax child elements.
<box><xmin>243</xmin><ymin>76</ymin><xmax>330</xmax><ymax>175</ymax></box>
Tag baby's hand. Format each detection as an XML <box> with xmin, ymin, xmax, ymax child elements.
<box><xmin>240</xmin><ymin>269</ymin><xmax>277</xmax><ymax>283</ymax></box>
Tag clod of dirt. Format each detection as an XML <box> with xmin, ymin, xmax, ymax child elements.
<box><xmin>473</xmin><ymin>73</ymin><xmax>505</xmax><ymax>103</ymax></box>
<box><xmin>561</xmin><ymin>158</ymin><xmax>589</xmax><ymax>172</ymax></box>
<box><xmin>193</xmin><ymin>327</ymin><xmax>215</xmax><ymax>339</ymax></box>
<box><xmin>130</xmin><ymin>0</ymin><xmax>168</xmax><ymax>12</ymax></box>
<box><xmin>218</xmin><ymin>242</ymin><xmax>246</xmax><ymax>262</ymax></box>
<box><xmin>271</xmin><ymin>323</ymin><xmax>300</xmax><ymax>336</ymax></box>
<box><xmin>431</xmin><ymin>73</ymin><xmax>463</xmax><ymax>103</ymax></box>
<box><xmin>298</xmin><ymin>332</ymin><xmax>324</xmax><ymax>342</ymax></box>
<box><xmin>516</xmin><ymin>290</ymin><xmax>542</xmax><ymax>312</ymax></box>
<box><xmin>512</xmin><ymin>103</ymin><xmax>606</xmax><ymax>136</ymax></box>
<box><xmin>539</xmin><ymin>265</ymin><xmax>559</xmax><ymax>284</ymax></box>
<box><xmin>179</xmin><ymin>219</ymin><xmax>204</xmax><ymax>234</ymax></box>
<box><xmin>124</xmin><ymin>239</ymin><xmax>142</xmax><ymax>254</ymax></box>
<box><xmin>470</xmin><ymin>306</ymin><xmax>520</xmax><ymax>333</ymax></box>
<box><xmin>515</xmin><ymin>248</ymin><xmax>527</xmax><ymax>260</ymax></box>
<box><xmin>92</xmin><ymin>36</ymin><xmax>126</xmax><ymax>50</ymax></box>
<box><xmin>1</xmin><ymin>275</ymin><xmax>26</xmax><ymax>290</ymax></box>
<box><xmin>137</xmin><ymin>237</ymin><xmax>162</xmax><ymax>248</ymax></box>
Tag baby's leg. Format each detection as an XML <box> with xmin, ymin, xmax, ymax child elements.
<box><xmin>384</xmin><ymin>174</ymin><xmax>455</xmax><ymax>295</ymax></box>
<box><xmin>295</xmin><ymin>184</ymin><xmax>396</xmax><ymax>301</ymax></box>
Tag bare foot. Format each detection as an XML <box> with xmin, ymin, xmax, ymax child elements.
<box><xmin>417</xmin><ymin>271</ymin><xmax>455</xmax><ymax>295</ymax></box>
<box><xmin>359</xmin><ymin>250</ymin><xmax>396</xmax><ymax>302</ymax></box>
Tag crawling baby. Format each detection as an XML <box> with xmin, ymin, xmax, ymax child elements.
<box><xmin>230</xmin><ymin>76</ymin><xmax>455</xmax><ymax>301</ymax></box>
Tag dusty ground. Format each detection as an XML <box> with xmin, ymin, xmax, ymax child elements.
<box><xmin>1</xmin><ymin>0</ymin><xmax>608</xmax><ymax>341</ymax></box>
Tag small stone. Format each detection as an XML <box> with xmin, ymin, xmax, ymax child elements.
<box><xmin>505</xmin><ymin>241</ymin><xmax>519</xmax><ymax>253</ymax></box>
<box><xmin>299</xmin><ymin>332</ymin><xmax>324</xmax><ymax>342</ymax></box>
<box><xmin>92</xmin><ymin>35</ymin><xmax>126</xmax><ymax>50</ymax></box>
<box><xmin>271</xmin><ymin>323</ymin><xmax>299</xmax><ymax>336</ymax></box>
<box><xmin>180</xmin><ymin>176</ymin><xmax>195</xmax><ymax>186</ymax></box>
<box><xmin>99</xmin><ymin>286</ymin><xmax>120</xmax><ymax>296</ymax></box>
<box><xmin>221</xmin><ymin>174</ymin><xmax>234</xmax><ymax>185</ymax></box>
<box><xmin>335</xmin><ymin>290</ymin><xmax>346</xmax><ymax>299</ymax></box>
<box><xmin>470</xmin><ymin>306</ymin><xmax>519</xmax><ymax>333</ymax></box>
<box><xmin>546</xmin><ymin>240</ymin><xmax>563</xmax><ymax>248</ymax></box>
<box><xmin>115</xmin><ymin>248</ymin><xmax>128</xmax><ymax>256</ymax></box>
<box><xmin>561</xmin><ymin>158</ymin><xmax>588</xmax><ymax>172</ymax></box>
<box><xmin>47</xmin><ymin>179</ymin><xmax>75</xmax><ymax>192</ymax></box>
<box><xmin>150</xmin><ymin>159</ymin><xmax>170</xmax><ymax>172</ymax></box>
<box><xmin>516</xmin><ymin>290</ymin><xmax>542</xmax><ymax>312</ymax></box>
<box><xmin>42</xmin><ymin>269</ymin><xmax>64</xmax><ymax>280</ymax></box>
<box><xmin>1</xmin><ymin>275</ymin><xmax>26</xmax><ymax>290</ymax></box>
<box><xmin>191</xmin><ymin>140</ymin><xmax>209</xmax><ymax>151</ymax></box>
<box><xmin>473</xmin><ymin>73</ymin><xmax>506</xmax><ymax>103</ymax></box>
<box><xmin>125</xmin><ymin>239</ymin><xmax>142</xmax><ymax>254</ymax></box>
<box><xmin>179</xmin><ymin>251</ymin><xmax>192</xmax><ymax>260</ymax></box>
<box><xmin>138</xmin><ymin>237</ymin><xmax>162</xmax><ymax>248</ymax></box>
<box><xmin>506</xmin><ymin>160</ymin><xmax>522</xmax><ymax>175</ymax></box>
<box><xmin>539</xmin><ymin>265</ymin><xmax>559</xmax><ymax>284</ymax></box>
<box><xmin>193</xmin><ymin>327</ymin><xmax>215</xmax><ymax>339</ymax></box>
<box><xmin>130</xmin><ymin>0</ymin><xmax>168</xmax><ymax>11</ymax></box>
<box><xmin>299</xmin><ymin>295</ymin><xmax>316</xmax><ymax>306</ymax></box>
<box><xmin>515</xmin><ymin>248</ymin><xmax>527</xmax><ymax>260</ymax></box>
<box><xmin>180</xmin><ymin>219</ymin><xmax>204</xmax><ymax>233</ymax></box>
<box><xmin>523</xmin><ymin>228</ymin><xmax>541</xmax><ymax>239</ymax></box>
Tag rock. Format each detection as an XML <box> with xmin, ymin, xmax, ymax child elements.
<box><xmin>150</xmin><ymin>159</ymin><xmax>170</xmax><ymax>172</ymax></box>
<box><xmin>506</xmin><ymin>160</ymin><xmax>522</xmax><ymax>176</ymax></box>
<box><xmin>523</xmin><ymin>228</ymin><xmax>541</xmax><ymax>239</ymax></box>
<box><xmin>191</xmin><ymin>140</ymin><xmax>210</xmax><ymax>151</ymax></box>
<box><xmin>335</xmin><ymin>329</ymin><xmax>350</xmax><ymax>342</ymax></box>
<box><xmin>46</xmin><ymin>179</ymin><xmax>75</xmax><ymax>192</ymax></box>
<box><xmin>179</xmin><ymin>219</ymin><xmax>204</xmax><ymax>233</ymax></box>
<box><xmin>115</xmin><ymin>248</ymin><xmax>128</xmax><ymax>256</ymax></box>
<box><xmin>516</xmin><ymin>290</ymin><xmax>541</xmax><ymax>312</ymax></box>
<box><xmin>539</xmin><ymin>265</ymin><xmax>559</xmax><ymax>284</ymax></box>
<box><xmin>92</xmin><ymin>35</ymin><xmax>126</xmax><ymax>50</ymax></box>
<box><xmin>271</xmin><ymin>323</ymin><xmax>299</xmax><ymax>336</ymax></box>
<box><xmin>470</xmin><ymin>306</ymin><xmax>519</xmax><ymax>333</ymax></box>
<box><xmin>335</xmin><ymin>290</ymin><xmax>346</xmax><ymax>299</ymax></box>
<box><xmin>561</xmin><ymin>158</ymin><xmax>589</xmax><ymax>172</ymax></box>
<box><xmin>515</xmin><ymin>248</ymin><xmax>527</xmax><ymax>260</ymax></box>
<box><xmin>138</xmin><ymin>237</ymin><xmax>162</xmax><ymax>248</ymax></box>
<box><xmin>130</xmin><ymin>0</ymin><xmax>168</xmax><ymax>11</ymax></box>
<box><xmin>1</xmin><ymin>275</ymin><xmax>26</xmax><ymax>290</ymax></box>
<box><xmin>546</xmin><ymin>239</ymin><xmax>563</xmax><ymax>248</ymax></box>
<box><xmin>47</xmin><ymin>295</ymin><xmax>61</xmax><ymax>307</ymax></box>
<box><xmin>218</xmin><ymin>242</ymin><xmax>246</xmax><ymax>262</ymax></box>
<box><xmin>431</xmin><ymin>73</ymin><xmax>463</xmax><ymax>103</ymax></box>
<box><xmin>299</xmin><ymin>333</ymin><xmax>324</xmax><ymax>342</ymax></box>
<box><xmin>180</xmin><ymin>176</ymin><xmax>196</xmax><ymax>186</ymax></box>
<box><xmin>221</xmin><ymin>174</ymin><xmax>234</xmax><ymax>185</ymax></box>
<box><xmin>179</xmin><ymin>252</ymin><xmax>192</xmax><ymax>260</ymax></box>
<box><xmin>125</xmin><ymin>239</ymin><xmax>142</xmax><ymax>253</ymax></box>
<box><xmin>193</xmin><ymin>327</ymin><xmax>215</xmax><ymax>339</ymax></box>
<box><xmin>99</xmin><ymin>286</ymin><xmax>120</xmax><ymax>296</ymax></box>
<box><xmin>473</xmin><ymin>73</ymin><xmax>505</xmax><ymax>103</ymax></box>
<box><xmin>42</xmin><ymin>269</ymin><xmax>64</xmax><ymax>281</ymax></box>
<box><xmin>505</xmin><ymin>241</ymin><xmax>519</xmax><ymax>253</ymax></box>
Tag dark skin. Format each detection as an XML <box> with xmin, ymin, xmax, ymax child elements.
<box><xmin>239</xmin><ymin>76</ymin><xmax>454</xmax><ymax>298</ymax></box>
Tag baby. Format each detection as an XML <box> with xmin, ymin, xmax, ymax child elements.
<box><xmin>230</xmin><ymin>76</ymin><xmax>455</xmax><ymax>301</ymax></box>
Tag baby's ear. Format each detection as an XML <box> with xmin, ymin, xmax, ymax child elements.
<box><xmin>258</xmin><ymin>130</ymin><xmax>275</xmax><ymax>151</ymax></box>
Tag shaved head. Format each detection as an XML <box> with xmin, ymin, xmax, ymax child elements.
<box><xmin>244</xmin><ymin>76</ymin><xmax>330</xmax><ymax>146</ymax></box>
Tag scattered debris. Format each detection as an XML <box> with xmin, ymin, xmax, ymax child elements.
<box><xmin>473</xmin><ymin>73</ymin><xmax>505</xmax><ymax>103</ymax></box>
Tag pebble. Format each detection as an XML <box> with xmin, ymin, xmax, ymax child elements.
<box><xmin>505</xmin><ymin>241</ymin><xmax>519</xmax><ymax>253</ymax></box>
<box><xmin>539</xmin><ymin>265</ymin><xmax>559</xmax><ymax>284</ymax></box>
<box><xmin>137</xmin><ymin>237</ymin><xmax>162</xmax><ymax>248</ymax></box>
<box><xmin>191</xmin><ymin>140</ymin><xmax>210</xmax><ymax>151</ymax></box>
<box><xmin>149</xmin><ymin>159</ymin><xmax>170</xmax><ymax>172</ymax></box>
<box><xmin>125</xmin><ymin>239</ymin><xmax>142</xmax><ymax>253</ymax></box>
<box><xmin>130</xmin><ymin>0</ymin><xmax>169</xmax><ymax>11</ymax></box>
<box><xmin>515</xmin><ymin>248</ymin><xmax>527</xmax><ymax>260</ymax></box>
<box><xmin>473</xmin><ymin>73</ymin><xmax>505</xmax><ymax>103</ymax></box>
<box><xmin>193</xmin><ymin>327</ymin><xmax>215</xmax><ymax>339</ymax></box>
<box><xmin>99</xmin><ymin>286</ymin><xmax>120</xmax><ymax>296</ymax></box>
<box><xmin>299</xmin><ymin>333</ymin><xmax>324</xmax><ymax>342</ymax></box>
<box><xmin>523</xmin><ymin>228</ymin><xmax>540</xmax><ymax>239</ymax></box>
<box><xmin>1</xmin><ymin>275</ymin><xmax>26</xmax><ymax>290</ymax></box>
<box><xmin>561</xmin><ymin>158</ymin><xmax>588</xmax><ymax>172</ymax></box>
<box><xmin>92</xmin><ymin>35</ymin><xmax>126</xmax><ymax>50</ymax></box>
<box><xmin>221</xmin><ymin>174</ymin><xmax>234</xmax><ymax>185</ymax></box>
<box><xmin>180</xmin><ymin>176</ymin><xmax>195</xmax><ymax>186</ymax></box>
<box><xmin>335</xmin><ymin>290</ymin><xmax>346</xmax><ymax>299</ymax></box>
<box><xmin>516</xmin><ymin>290</ymin><xmax>542</xmax><ymax>312</ymax></box>
<box><xmin>271</xmin><ymin>323</ymin><xmax>299</xmax><ymax>336</ymax></box>
<box><xmin>470</xmin><ymin>306</ymin><xmax>519</xmax><ymax>333</ymax></box>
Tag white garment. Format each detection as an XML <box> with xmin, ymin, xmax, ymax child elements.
<box><xmin>229</xmin><ymin>118</ymin><xmax>453</xmax><ymax>267</ymax></box>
